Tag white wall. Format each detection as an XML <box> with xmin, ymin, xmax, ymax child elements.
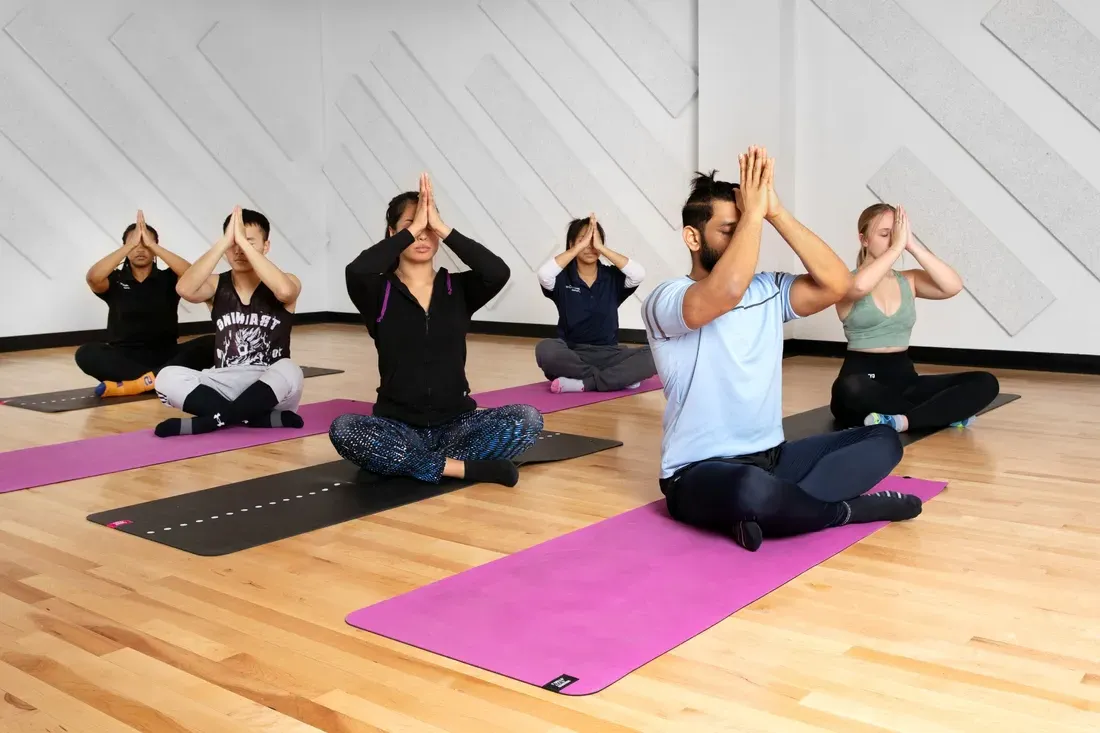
<box><xmin>0</xmin><ymin>0</ymin><xmax>328</xmax><ymax>338</ymax></box>
<box><xmin>701</xmin><ymin>0</ymin><xmax>1100</xmax><ymax>356</ymax></box>
<box><xmin>321</xmin><ymin>0</ymin><xmax>699</xmax><ymax>330</ymax></box>
<box><xmin>0</xmin><ymin>0</ymin><xmax>699</xmax><ymax>339</ymax></box>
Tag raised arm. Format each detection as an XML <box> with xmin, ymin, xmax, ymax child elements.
<box><xmin>680</xmin><ymin>148</ymin><xmax>769</xmax><ymax>330</ymax></box>
<box><xmin>228</xmin><ymin>207</ymin><xmax>300</xmax><ymax>307</ymax></box>
<box><xmin>424</xmin><ymin>176</ymin><xmax>509</xmax><ymax>310</ymax></box>
<box><xmin>177</xmin><ymin>218</ymin><xmax>234</xmax><ymax>304</ymax></box>
<box><xmin>592</xmin><ymin>225</ymin><xmax>645</xmax><ymax>288</ymax></box>
<box><xmin>842</xmin><ymin>205</ymin><xmax>908</xmax><ymax>303</ymax></box>
<box><xmin>903</xmin><ymin>225</ymin><xmax>963</xmax><ymax>299</ymax></box>
<box><xmin>135</xmin><ymin>210</ymin><xmax>191</xmax><ymax>278</ymax></box>
<box><xmin>764</xmin><ymin>166</ymin><xmax>852</xmax><ymax>317</ymax></box>
<box><xmin>86</xmin><ymin>235</ymin><xmax>138</xmax><ymax>294</ymax></box>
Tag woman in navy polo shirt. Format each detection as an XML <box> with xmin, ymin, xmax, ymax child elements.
<box><xmin>535</xmin><ymin>214</ymin><xmax>657</xmax><ymax>393</ymax></box>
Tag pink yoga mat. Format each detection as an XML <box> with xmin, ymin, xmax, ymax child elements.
<box><xmin>474</xmin><ymin>375</ymin><xmax>662</xmax><ymax>412</ymax></box>
<box><xmin>0</xmin><ymin>378</ymin><xmax>661</xmax><ymax>494</ymax></box>
<box><xmin>0</xmin><ymin>399</ymin><xmax>372</xmax><ymax>495</ymax></box>
<box><xmin>347</xmin><ymin>476</ymin><xmax>947</xmax><ymax>695</ymax></box>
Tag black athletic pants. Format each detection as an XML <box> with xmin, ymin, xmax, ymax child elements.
<box><xmin>659</xmin><ymin>425</ymin><xmax>902</xmax><ymax>539</ymax></box>
<box><xmin>75</xmin><ymin>335</ymin><xmax>215</xmax><ymax>382</ymax></box>
<box><xmin>829</xmin><ymin>350</ymin><xmax>999</xmax><ymax>430</ymax></box>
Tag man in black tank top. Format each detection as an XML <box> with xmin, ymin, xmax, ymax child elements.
<box><xmin>152</xmin><ymin>207</ymin><xmax>305</xmax><ymax>438</ymax></box>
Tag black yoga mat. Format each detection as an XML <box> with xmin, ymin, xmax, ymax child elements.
<box><xmin>0</xmin><ymin>366</ymin><xmax>344</xmax><ymax>413</ymax></box>
<box><xmin>781</xmin><ymin>392</ymin><xmax>1020</xmax><ymax>445</ymax></box>
<box><xmin>87</xmin><ymin>431</ymin><xmax>623</xmax><ymax>556</ymax></box>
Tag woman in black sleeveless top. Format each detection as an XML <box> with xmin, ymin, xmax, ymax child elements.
<box><xmin>152</xmin><ymin>207</ymin><xmax>305</xmax><ymax>438</ymax></box>
<box><xmin>331</xmin><ymin>174</ymin><xmax>543</xmax><ymax>487</ymax></box>
<box><xmin>78</xmin><ymin>211</ymin><xmax>214</xmax><ymax>397</ymax></box>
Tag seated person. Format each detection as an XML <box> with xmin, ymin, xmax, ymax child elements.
<box><xmin>330</xmin><ymin>173</ymin><xmax>543</xmax><ymax>487</ymax></box>
<box><xmin>829</xmin><ymin>203</ymin><xmax>999</xmax><ymax>431</ymax></box>
<box><xmin>153</xmin><ymin>207</ymin><xmax>304</xmax><ymax>437</ymax></box>
<box><xmin>79</xmin><ymin>210</ymin><xmax>214</xmax><ymax>397</ymax></box>
<box><xmin>535</xmin><ymin>213</ymin><xmax>657</xmax><ymax>393</ymax></box>
<box><xmin>642</xmin><ymin>147</ymin><xmax>922</xmax><ymax>552</ymax></box>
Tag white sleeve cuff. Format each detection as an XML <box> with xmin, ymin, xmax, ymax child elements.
<box><xmin>537</xmin><ymin>257</ymin><xmax>562</xmax><ymax>290</ymax></box>
<box><xmin>620</xmin><ymin>258</ymin><xmax>645</xmax><ymax>288</ymax></box>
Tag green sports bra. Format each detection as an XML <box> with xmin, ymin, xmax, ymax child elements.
<box><xmin>841</xmin><ymin>270</ymin><xmax>916</xmax><ymax>350</ymax></box>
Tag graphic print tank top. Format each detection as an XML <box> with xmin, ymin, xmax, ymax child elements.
<box><xmin>211</xmin><ymin>272</ymin><xmax>292</xmax><ymax>368</ymax></box>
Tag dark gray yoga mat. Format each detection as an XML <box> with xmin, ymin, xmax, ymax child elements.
<box><xmin>0</xmin><ymin>366</ymin><xmax>344</xmax><ymax>413</ymax></box>
<box><xmin>87</xmin><ymin>431</ymin><xmax>623</xmax><ymax>556</ymax></box>
<box><xmin>781</xmin><ymin>392</ymin><xmax>1020</xmax><ymax>445</ymax></box>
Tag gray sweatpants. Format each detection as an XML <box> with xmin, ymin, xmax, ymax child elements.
<box><xmin>535</xmin><ymin>339</ymin><xmax>657</xmax><ymax>392</ymax></box>
<box><xmin>155</xmin><ymin>359</ymin><xmax>304</xmax><ymax>412</ymax></box>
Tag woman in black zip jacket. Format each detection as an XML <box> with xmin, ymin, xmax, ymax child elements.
<box><xmin>329</xmin><ymin>173</ymin><xmax>544</xmax><ymax>487</ymax></box>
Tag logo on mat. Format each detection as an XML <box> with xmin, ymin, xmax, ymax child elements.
<box><xmin>543</xmin><ymin>674</ymin><xmax>579</xmax><ymax>692</ymax></box>
<box><xmin>106</xmin><ymin>520</ymin><xmax>132</xmax><ymax>529</ymax></box>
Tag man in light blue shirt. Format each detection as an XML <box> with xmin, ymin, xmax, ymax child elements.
<box><xmin>642</xmin><ymin>146</ymin><xmax>921</xmax><ymax>551</ymax></box>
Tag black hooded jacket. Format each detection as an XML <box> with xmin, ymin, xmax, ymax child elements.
<box><xmin>345</xmin><ymin>228</ymin><xmax>510</xmax><ymax>427</ymax></box>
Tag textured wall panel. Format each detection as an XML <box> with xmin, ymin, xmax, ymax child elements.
<box><xmin>0</xmin><ymin>62</ymin><xmax>133</xmax><ymax>242</ymax></box>
<box><xmin>111</xmin><ymin>13</ymin><xmax>320</xmax><ymax>263</ymax></box>
<box><xmin>4</xmin><ymin>5</ymin><xmax>222</xmax><ymax>246</ymax></box>
<box><xmin>323</xmin><ymin>144</ymin><xmax>387</xmax><ymax>239</ymax></box>
<box><xmin>809</xmin><ymin>0</ymin><xmax>1100</xmax><ymax>284</ymax></box>
<box><xmin>480</xmin><ymin>0</ymin><xmax>688</xmax><ymax>229</ymax></box>
<box><xmin>867</xmin><ymin>148</ymin><xmax>1054</xmax><ymax>336</ymax></box>
<box><xmin>0</xmin><ymin>157</ymin><xmax>66</xmax><ymax>278</ymax></box>
<box><xmin>336</xmin><ymin>77</ymin><xmax>510</xmax><ymax>281</ymax></box>
<box><xmin>199</xmin><ymin>19</ymin><xmax>316</xmax><ymax>161</ymax></box>
<box><xmin>571</xmin><ymin>0</ymin><xmax>697</xmax><ymax>117</ymax></box>
<box><xmin>371</xmin><ymin>32</ymin><xmax>556</xmax><ymax>272</ymax></box>
<box><xmin>466</xmin><ymin>54</ymin><xmax>680</xmax><ymax>301</ymax></box>
<box><xmin>982</xmin><ymin>0</ymin><xmax>1100</xmax><ymax>132</ymax></box>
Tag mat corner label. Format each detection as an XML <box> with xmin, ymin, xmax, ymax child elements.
<box><xmin>543</xmin><ymin>674</ymin><xmax>578</xmax><ymax>692</ymax></box>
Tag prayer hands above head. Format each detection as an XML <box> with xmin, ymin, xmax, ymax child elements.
<box><xmin>738</xmin><ymin>146</ymin><xmax>771</xmax><ymax>220</ymax></box>
<box><xmin>410</xmin><ymin>173</ymin><xmax>430</xmax><ymax>235</ymax></box>
<box><xmin>763</xmin><ymin>156</ymin><xmax>784</xmax><ymax>221</ymax></box>
<box><xmin>423</xmin><ymin>173</ymin><xmax>451</xmax><ymax>239</ymax></box>
<box><xmin>891</xmin><ymin>204</ymin><xmax>910</xmax><ymax>251</ymax></box>
<box><xmin>136</xmin><ymin>210</ymin><xmax>158</xmax><ymax>252</ymax></box>
<box><xmin>589</xmin><ymin>214</ymin><xmax>607</xmax><ymax>254</ymax></box>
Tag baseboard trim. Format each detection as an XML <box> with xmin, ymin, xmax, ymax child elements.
<box><xmin>4</xmin><ymin>316</ymin><xmax>1098</xmax><ymax>374</ymax></box>
<box><xmin>783</xmin><ymin>338</ymin><xmax>1100</xmax><ymax>375</ymax></box>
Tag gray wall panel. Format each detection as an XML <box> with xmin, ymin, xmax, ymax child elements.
<box><xmin>867</xmin><ymin>147</ymin><xmax>1055</xmax><ymax>336</ymax></box>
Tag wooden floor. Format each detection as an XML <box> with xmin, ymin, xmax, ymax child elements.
<box><xmin>0</xmin><ymin>323</ymin><xmax>1097</xmax><ymax>732</ymax></box>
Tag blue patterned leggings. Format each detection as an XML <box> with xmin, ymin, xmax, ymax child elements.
<box><xmin>328</xmin><ymin>404</ymin><xmax>544</xmax><ymax>483</ymax></box>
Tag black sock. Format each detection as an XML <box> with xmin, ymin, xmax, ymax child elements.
<box><xmin>731</xmin><ymin>521</ymin><xmax>763</xmax><ymax>551</ymax></box>
<box><xmin>844</xmin><ymin>491</ymin><xmax>923</xmax><ymax>524</ymax></box>
<box><xmin>243</xmin><ymin>410</ymin><xmax>304</xmax><ymax>429</ymax></box>
<box><xmin>154</xmin><ymin>385</ymin><xmax>232</xmax><ymax>438</ymax></box>
<box><xmin>153</xmin><ymin>382</ymin><xmax>283</xmax><ymax>438</ymax></box>
<box><xmin>222</xmin><ymin>381</ymin><xmax>280</xmax><ymax>424</ymax></box>
<box><xmin>463</xmin><ymin>459</ymin><xmax>520</xmax><ymax>487</ymax></box>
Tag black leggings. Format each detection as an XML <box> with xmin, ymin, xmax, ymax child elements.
<box><xmin>660</xmin><ymin>425</ymin><xmax>903</xmax><ymax>539</ymax></box>
<box><xmin>830</xmin><ymin>350</ymin><xmax>999</xmax><ymax>430</ymax></box>
<box><xmin>75</xmin><ymin>335</ymin><xmax>215</xmax><ymax>382</ymax></box>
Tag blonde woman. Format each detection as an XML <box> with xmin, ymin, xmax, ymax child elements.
<box><xmin>829</xmin><ymin>203</ymin><xmax>998</xmax><ymax>432</ymax></box>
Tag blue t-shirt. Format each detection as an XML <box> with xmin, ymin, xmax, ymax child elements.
<box><xmin>542</xmin><ymin>262</ymin><xmax>637</xmax><ymax>346</ymax></box>
<box><xmin>641</xmin><ymin>272</ymin><xmax>801</xmax><ymax>478</ymax></box>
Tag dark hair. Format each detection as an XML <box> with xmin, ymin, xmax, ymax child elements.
<box><xmin>681</xmin><ymin>170</ymin><xmax>739</xmax><ymax>233</ymax></box>
<box><xmin>386</xmin><ymin>191</ymin><xmax>420</xmax><ymax>235</ymax></box>
<box><xmin>222</xmin><ymin>209</ymin><xmax>271</xmax><ymax>240</ymax></box>
<box><xmin>121</xmin><ymin>222</ymin><xmax>158</xmax><ymax>244</ymax></box>
<box><xmin>565</xmin><ymin>217</ymin><xmax>606</xmax><ymax>250</ymax></box>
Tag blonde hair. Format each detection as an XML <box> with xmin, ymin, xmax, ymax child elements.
<box><xmin>856</xmin><ymin>203</ymin><xmax>896</xmax><ymax>266</ymax></box>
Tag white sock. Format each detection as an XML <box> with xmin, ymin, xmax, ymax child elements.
<box><xmin>551</xmin><ymin>377</ymin><xmax>585</xmax><ymax>394</ymax></box>
<box><xmin>625</xmin><ymin>382</ymin><xmax>641</xmax><ymax>389</ymax></box>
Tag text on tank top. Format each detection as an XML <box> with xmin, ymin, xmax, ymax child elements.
<box><xmin>212</xmin><ymin>272</ymin><xmax>292</xmax><ymax>367</ymax></box>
